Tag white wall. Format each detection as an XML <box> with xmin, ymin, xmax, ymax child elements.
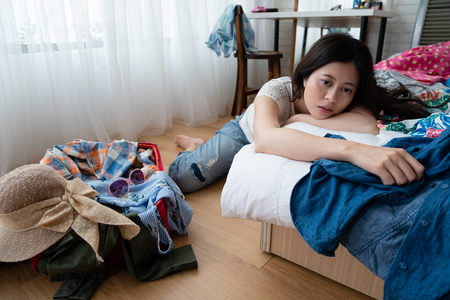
<box><xmin>269</xmin><ymin>0</ymin><xmax>421</xmax><ymax>76</ymax></box>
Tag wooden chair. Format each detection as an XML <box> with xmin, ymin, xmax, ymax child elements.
<box><xmin>232</xmin><ymin>5</ymin><xmax>283</xmax><ymax>116</ymax></box>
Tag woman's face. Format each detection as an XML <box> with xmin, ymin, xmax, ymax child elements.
<box><xmin>299</xmin><ymin>61</ymin><xmax>359</xmax><ymax>119</ymax></box>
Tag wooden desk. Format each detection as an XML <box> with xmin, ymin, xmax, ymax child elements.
<box><xmin>247</xmin><ymin>9</ymin><xmax>395</xmax><ymax>63</ymax></box>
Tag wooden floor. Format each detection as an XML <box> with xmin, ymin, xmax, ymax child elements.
<box><xmin>0</xmin><ymin>115</ymin><xmax>374</xmax><ymax>300</ymax></box>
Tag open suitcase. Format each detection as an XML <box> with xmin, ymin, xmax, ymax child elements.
<box><xmin>30</xmin><ymin>142</ymin><xmax>170</xmax><ymax>272</ymax></box>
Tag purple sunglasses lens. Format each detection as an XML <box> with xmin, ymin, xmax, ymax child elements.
<box><xmin>130</xmin><ymin>169</ymin><xmax>145</xmax><ymax>185</ymax></box>
<box><xmin>109</xmin><ymin>179</ymin><xmax>129</xmax><ymax>197</ymax></box>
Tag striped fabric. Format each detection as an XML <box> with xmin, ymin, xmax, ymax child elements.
<box><xmin>88</xmin><ymin>171</ymin><xmax>194</xmax><ymax>255</ymax></box>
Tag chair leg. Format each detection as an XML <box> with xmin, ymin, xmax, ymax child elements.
<box><xmin>232</xmin><ymin>58</ymin><xmax>247</xmax><ymax>116</ymax></box>
<box><xmin>232</xmin><ymin>61</ymin><xmax>240</xmax><ymax>116</ymax></box>
<box><xmin>268</xmin><ymin>60</ymin><xmax>273</xmax><ymax>80</ymax></box>
<box><xmin>268</xmin><ymin>59</ymin><xmax>281</xmax><ymax>80</ymax></box>
<box><xmin>273</xmin><ymin>58</ymin><xmax>281</xmax><ymax>78</ymax></box>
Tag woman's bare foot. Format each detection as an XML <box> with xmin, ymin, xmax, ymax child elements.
<box><xmin>174</xmin><ymin>135</ymin><xmax>206</xmax><ymax>151</ymax></box>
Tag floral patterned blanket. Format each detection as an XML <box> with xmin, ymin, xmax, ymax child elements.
<box><xmin>378</xmin><ymin>88</ymin><xmax>450</xmax><ymax>137</ymax></box>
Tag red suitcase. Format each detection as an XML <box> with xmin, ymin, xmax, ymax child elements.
<box><xmin>30</xmin><ymin>142</ymin><xmax>169</xmax><ymax>272</ymax></box>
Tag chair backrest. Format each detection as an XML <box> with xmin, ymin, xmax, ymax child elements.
<box><xmin>411</xmin><ymin>0</ymin><xmax>450</xmax><ymax>47</ymax></box>
<box><xmin>234</xmin><ymin>5</ymin><xmax>246</xmax><ymax>60</ymax></box>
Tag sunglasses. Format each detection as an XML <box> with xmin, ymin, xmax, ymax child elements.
<box><xmin>108</xmin><ymin>169</ymin><xmax>145</xmax><ymax>198</ymax></box>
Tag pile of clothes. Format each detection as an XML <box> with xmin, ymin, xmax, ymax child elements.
<box><xmin>0</xmin><ymin>139</ymin><xmax>197</xmax><ymax>300</ymax></box>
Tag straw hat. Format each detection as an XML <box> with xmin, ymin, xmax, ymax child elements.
<box><xmin>0</xmin><ymin>164</ymin><xmax>140</xmax><ymax>263</ymax></box>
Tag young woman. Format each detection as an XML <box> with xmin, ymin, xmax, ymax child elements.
<box><xmin>168</xmin><ymin>33</ymin><xmax>431</xmax><ymax>193</ymax></box>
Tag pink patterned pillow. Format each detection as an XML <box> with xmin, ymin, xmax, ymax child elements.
<box><xmin>375</xmin><ymin>42</ymin><xmax>450</xmax><ymax>84</ymax></box>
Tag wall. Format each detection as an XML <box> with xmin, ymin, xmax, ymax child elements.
<box><xmin>269</xmin><ymin>0</ymin><xmax>421</xmax><ymax>76</ymax></box>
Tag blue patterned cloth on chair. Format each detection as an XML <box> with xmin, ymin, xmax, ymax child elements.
<box><xmin>206</xmin><ymin>4</ymin><xmax>258</xmax><ymax>58</ymax></box>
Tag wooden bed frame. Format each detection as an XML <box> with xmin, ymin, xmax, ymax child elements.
<box><xmin>260</xmin><ymin>222</ymin><xmax>384</xmax><ymax>300</ymax></box>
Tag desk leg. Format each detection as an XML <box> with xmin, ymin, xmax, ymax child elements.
<box><xmin>301</xmin><ymin>27</ymin><xmax>308</xmax><ymax>58</ymax></box>
<box><xmin>359</xmin><ymin>16</ymin><xmax>368</xmax><ymax>43</ymax></box>
<box><xmin>376</xmin><ymin>18</ymin><xmax>387</xmax><ymax>63</ymax></box>
<box><xmin>274</xmin><ymin>19</ymin><xmax>279</xmax><ymax>51</ymax></box>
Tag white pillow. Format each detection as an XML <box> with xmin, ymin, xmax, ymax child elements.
<box><xmin>221</xmin><ymin>122</ymin><xmax>409</xmax><ymax>228</ymax></box>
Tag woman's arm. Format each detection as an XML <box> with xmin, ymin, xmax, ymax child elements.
<box><xmin>253</xmin><ymin>96</ymin><xmax>424</xmax><ymax>185</ymax></box>
<box><xmin>282</xmin><ymin>105</ymin><xmax>379</xmax><ymax>135</ymax></box>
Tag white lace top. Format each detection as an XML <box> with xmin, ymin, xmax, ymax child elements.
<box><xmin>239</xmin><ymin>76</ymin><xmax>296</xmax><ymax>143</ymax></box>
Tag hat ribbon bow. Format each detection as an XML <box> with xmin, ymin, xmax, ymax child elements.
<box><xmin>0</xmin><ymin>178</ymin><xmax>140</xmax><ymax>262</ymax></box>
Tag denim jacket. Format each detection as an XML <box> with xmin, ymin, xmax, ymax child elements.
<box><xmin>290</xmin><ymin>129</ymin><xmax>450</xmax><ymax>300</ymax></box>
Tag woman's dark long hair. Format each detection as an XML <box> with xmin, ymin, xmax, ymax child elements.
<box><xmin>291</xmin><ymin>33</ymin><xmax>435</xmax><ymax>120</ymax></box>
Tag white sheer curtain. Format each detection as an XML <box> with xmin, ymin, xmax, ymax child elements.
<box><xmin>0</xmin><ymin>0</ymin><xmax>273</xmax><ymax>177</ymax></box>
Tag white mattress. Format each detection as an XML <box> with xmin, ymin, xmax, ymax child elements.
<box><xmin>221</xmin><ymin>122</ymin><xmax>409</xmax><ymax>228</ymax></box>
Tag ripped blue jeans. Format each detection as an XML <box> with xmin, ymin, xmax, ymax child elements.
<box><xmin>168</xmin><ymin>115</ymin><xmax>249</xmax><ymax>193</ymax></box>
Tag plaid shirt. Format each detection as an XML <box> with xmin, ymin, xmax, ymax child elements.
<box><xmin>206</xmin><ymin>4</ymin><xmax>258</xmax><ymax>58</ymax></box>
<box><xmin>40</xmin><ymin>139</ymin><xmax>157</xmax><ymax>181</ymax></box>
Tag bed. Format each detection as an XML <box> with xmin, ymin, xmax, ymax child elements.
<box><xmin>221</xmin><ymin>41</ymin><xmax>450</xmax><ymax>300</ymax></box>
<box><xmin>222</xmin><ymin>125</ymin><xmax>406</xmax><ymax>299</ymax></box>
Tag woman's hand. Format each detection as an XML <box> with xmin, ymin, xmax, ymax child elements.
<box><xmin>348</xmin><ymin>143</ymin><xmax>425</xmax><ymax>185</ymax></box>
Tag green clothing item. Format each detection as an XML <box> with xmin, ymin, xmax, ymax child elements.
<box><xmin>38</xmin><ymin>212</ymin><xmax>197</xmax><ymax>300</ymax></box>
<box><xmin>121</xmin><ymin>213</ymin><xmax>198</xmax><ymax>281</ymax></box>
<box><xmin>52</xmin><ymin>272</ymin><xmax>105</xmax><ymax>300</ymax></box>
